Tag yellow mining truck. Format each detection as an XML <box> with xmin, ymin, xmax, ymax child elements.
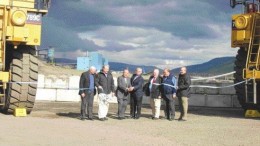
<box><xmin>231</xmin><ymin>0</ymin><xmax>260</xmax><ymax>114</ymax></box>
<box><xmin>0</xmin><ymin>0</ymin><xmax>49</xmax><ymax>114</ymax></box>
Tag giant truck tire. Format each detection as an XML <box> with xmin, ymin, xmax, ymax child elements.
<box><xmin>234</xmin><ymin>47</ymin><xmax>260</xmax><ymax>110</ymax></box>
<box><xmin>4</xmin><ymin>46</ymin><xmax>38</xmax><ymax>114</ymax></box>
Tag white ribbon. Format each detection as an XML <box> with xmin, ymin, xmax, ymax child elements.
<box><xmin>4</xmin><ymin>71</ymin><xmax>248</xmax><ymax>89</ymax></box>
<box><xmin>191</xmin><ymin>71</ymin><xmax>235</xmax><ymax>81</ymax></box>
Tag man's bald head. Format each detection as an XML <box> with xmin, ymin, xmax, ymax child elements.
<box><xmin>89</xmin><ymin>66</ymin><xmax>96</xmax><ymax>74</ymax></box>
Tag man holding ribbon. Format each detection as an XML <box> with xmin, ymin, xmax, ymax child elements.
<box><xmin>161</xmin><ymin>68</ymin><xmax>177</xmax><ymax>121</ymax></box>
<box><xmin>95</xmin><ymin>65</ymin><xmax>115</xmax><ymax>121</ymax></box>
<box><xmin>78</xmin><ymin>66</ymin><xmax>97</xmax><ymax>121</ymax></box>
<box><xmin>147</xmin><ymin>69</ymin><xmax>163</xmax><ymax>120</ymax></box>
<box><xmin>129</xmin><ymin>68</ymin><xmax>144</xmax><ymax>119</ymax></box>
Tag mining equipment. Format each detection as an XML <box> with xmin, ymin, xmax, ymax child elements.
<box><xmin>0</xmin><ymin>0</ymin><xmax>49</xmax><ymax>114</ymax></box>
<box><xmin>231</xmin><ymin>0</ymin><xmax>260</xmax><ymax>116</ymax></box>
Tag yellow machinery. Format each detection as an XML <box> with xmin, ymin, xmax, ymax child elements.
<box><xmin>231</xmin><ymin>0</ymin><xmax>260</xmax><ymax>114</ymax></box>
<box><xmin>0</xmin><ymin>0</ymin><xmax>49</xmax><ymax>114</ymax></box>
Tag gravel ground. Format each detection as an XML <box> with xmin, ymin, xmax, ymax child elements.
<box><xmin>0</xmin><ymin>101</ymin><xmax>260</xmax><ymax>146</ymax></box>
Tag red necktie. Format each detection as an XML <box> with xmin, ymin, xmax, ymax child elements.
<box><xmin>153</xmin><ymin>77</ymin><xmax>156</xmax><ymax>83</ymax></box>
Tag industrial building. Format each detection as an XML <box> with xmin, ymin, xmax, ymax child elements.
<box><xmin>77</xmin><ymin>52</ymin><xmax>109</xmax><ymax>71</ymax></box>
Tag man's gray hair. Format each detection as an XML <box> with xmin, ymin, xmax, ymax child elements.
<box><xmin>136</xmin><ymin>67</ymin><xmax>142</xmax><ymax>72</ymax></box>
<box><xmin>181</xmin><ymin>66</ymin><xmax>187</xmax><ymax>71</ymax></box>
<box><xmin>103</xmin><ymin>65</ymin><xmax>110</xmax><ymax>69</ymax></box>
<box><xmin>154</xmin><ymin>69</ymin><xmax>159</xmax><ymax>74</ymax></box>
<box><xmin>123</xmin><ymin>68</ymin><xmax>129</xmax><ymax>72</ymax></box>
<box><xmin>90</xmin><ymin>66</ymin><xmax>96</xmax><ymax>70</ymax></box>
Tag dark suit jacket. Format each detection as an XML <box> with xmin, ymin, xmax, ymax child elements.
<box><xmin>79</xmin><ymin>71</ymin><xmax>96</xmax><ymax>95</ymax></box>
<box><xmin>130</xmin><ymin>74</ymin><xmax>144</xmax><ymax>98</ymax></box>
<box><xmin>95</xmin><ymin>72</ymin><xmax>115</xmax><ymax>94</ymax></box>
<box><xmin>147</xmin><ymin>76</ymin><xmax>163</xmax><ymax>98</ymax></box>
<box><xmin>116</xmin><ymin>76</ymin><xmax>131</xmax><ymax>99</ymax></box>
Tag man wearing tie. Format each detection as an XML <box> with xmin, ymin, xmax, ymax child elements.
<box><xmin>147</xmin><ymin>69</ymin><xmax>163</xmax><ymax>120</ymax></box>
<box><xmin>116</xmin><ymin>69</ymin><xmax>131</xmax><ymax>120</ymax></box>
<box><xmin>129</xmin><ymin>68</ymin><xmax>144</xmax><ymax>119</ymax></box>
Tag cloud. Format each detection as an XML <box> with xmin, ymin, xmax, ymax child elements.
<box><xmin>41</xmin><ymin>0</ymin><xmax>238</xmax><ymax>68</ymax></box>
<box><xmin>41</xmin><ymin>17</ymin><xmax>98</xmax><ymax>52</ymax></box>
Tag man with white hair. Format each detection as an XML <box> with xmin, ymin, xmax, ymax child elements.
<box><xmin>129</xmin><ymin>67</ymin><xmax>144</xmax><ymax>119</ymax></box>
<box><xmin>79</xmin><ymin>66</ymin><xmax>97</xmax><ymax>121</ymax></box>
<box><xmin>147</xmin><ymin>69</ymin><xmax>163</xmax><ymax>120</ymax></box>
<box><xmin>95</xmin><ymin>65</ymin><xmax>115</xmax><ymax>121</ymax></box>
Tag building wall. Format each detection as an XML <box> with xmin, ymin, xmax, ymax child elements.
<box><xmin>77</xmin><ymin>57</ymin><xmax>90</xmax><ymax>71</ymax></box>
<box><xmin>76</xmin><ymin>52</ymin><xmax>108</xmax><ymax>71</ymax></box>
<box><xmin>90</xmin><ymin>52</ymin><xmax>103</xmax><ymax>71</ymax></box>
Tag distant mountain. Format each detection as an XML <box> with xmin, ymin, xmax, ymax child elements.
<box><xmin>109</xmin><ymin>62</ymin><xmax>158</xmax><ymax>73</ymax></box>
<box><xmin>53</xmin><ymin>57</ymin><xmax>236</xmax><ymax>74</ymax></box>
<box><xmin>171</xmin><ymin>57</ymin><xmax>235</xmax><ymax>74</ymax></box>
<box><xmin>53</xmin><ymin>58</ymin><xmax>158</xmax><ymax>73</ymax></box>
<box><xmin>54</xmin><ymin>58</ymin><xmax>76</xmax><ymax>64</ymax></box>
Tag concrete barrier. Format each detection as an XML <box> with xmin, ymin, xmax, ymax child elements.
<box><xmin>36</xmin><ymin>88</ymin><xmax>56</xmax><ymax>101</ymax></box>
<box><xmin>36</xmin><ymin>74</ymin><xmax>240</xmax><ymax>108</ymax></box>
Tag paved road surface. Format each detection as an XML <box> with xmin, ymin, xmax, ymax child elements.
<box><xmin>0</xmin><ymin>101</ymin><xmax>260</xmax><ymax>146</ymax></box>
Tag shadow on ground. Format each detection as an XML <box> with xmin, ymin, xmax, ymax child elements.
<box><xmin>34</xmin><ymin>102</ymin><xmax>260</xmax><ymax>120</ymax></box>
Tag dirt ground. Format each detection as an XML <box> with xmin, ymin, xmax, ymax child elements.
<box><xmin>0</xmin><ymin>102</ymin><xmax>260</xmax><ymax>146</ymax></box>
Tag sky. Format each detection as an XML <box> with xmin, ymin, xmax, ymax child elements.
<box><xmin>41</xmin><ymin>0</ymin><xmax>242</xmax><ymax>69</ymax></box>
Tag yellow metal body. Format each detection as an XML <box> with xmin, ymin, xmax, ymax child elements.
<box><xmin>245</xmin><ymin>110</ymin><xmax>260</xmax><ymax>118</ymax></box>
<box><xmin>0</xmin><ymin>0</ymin><xmax>47</xmax><ymax>83</ymax></box>
<box><xmin>232</xmin><ymin>14</ymin><xmax>253</xmax><ymax>48</ymax></box>
<box><xmin>0</xmin><ymin>0</ymin><xmax>48</xmax><ymax>105</ymax></box>
<box><xmin>243</xmin><ymin>69</ymin><xmax>260</xmax><ymax>79</ymax></box>
<box><xmin>232</xmin><ymin>13</ymin><xmax>260</xmax><ymax>80</ymax></box>
<box><xmin>14</xmin><ymin>107</ymin><xmax>27</xmax><ymax>117</ymax></box>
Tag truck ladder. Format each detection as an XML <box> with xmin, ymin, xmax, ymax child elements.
<box><xmin>246</xmin><ymin>13</ymin><xmax>260</xmax><ymax>71</ymax></box>
<box><xmin>244</xmin><ymin>13</ymin><xmax>260</xmax><ymax>104</ymax></box>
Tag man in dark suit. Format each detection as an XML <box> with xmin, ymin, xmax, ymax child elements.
<box><xmin>129</xmin><ymin>68</ymin><xmax>144</xmax><ymax>119</ymax></box>
<box><xmin>79</xmin><ymin>66</ymin><xmax>96</xmax><ymax>121</ymax></box>
<box><xmin>116</xmin><ymin>69</ymin><xmax>131</xmax><ymax>120</ymax></box>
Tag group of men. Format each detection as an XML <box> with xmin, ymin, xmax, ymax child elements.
<box><xmin>79</xmin><ymin>65</ymin><xmax>191</xmax><ymax>122</ymax></box>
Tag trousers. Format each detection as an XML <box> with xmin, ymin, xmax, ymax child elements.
<box><xmin>150</xmin><ymin>97</ymin><xmax>161</xmax><ymax>118</ymax></box>
<box><xmin>118</xmin><ymin>98</ymin><xmax>128</xmax><ymax>118</ymax></box>
<box><xmin>178</xmin><ymin>96</ymin><xmax>188</xmax><ymax>120</ymax></box>
<box><xmin>98</xmin><ymin>93</ymin><xmax>111</xmax><ymax>119</ymax></box>
<box><xmin>80</xmin><ymin>91</ymin><xmax>94</xmax><ymax>118</ymax></box>
<box><xmin>130</xmin><ymin>95</ymin><xmax>143</xmax><ymax>118</ymax></box>
<box><xmin>163</xmin><ymin>94</ymin><xmax>175</xmax><ymax>119</ymax></box>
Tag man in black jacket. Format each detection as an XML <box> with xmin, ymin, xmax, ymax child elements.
<box><xmin>129</xmin><ymin>67</ymin><xmax>144</xmax><ymax>119</ymax></box>
<box><xmin>177</xmin><ymin>67</ymin><xmax>191</xmax><ymax>121</ymax></box>
<box><xmin>95</xmin><ymin>65</ymin><xmax>115</xmax><ymax>121</ymax></box>
<box><xmin>79</xmin><ymin>66</ymin><xmax>96</xmax><ymax>121</ymax></box>
<box><xmin>147</xmin><ymin>69</ymin><xmax>163</xmax><ymax>120</ymax></box>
